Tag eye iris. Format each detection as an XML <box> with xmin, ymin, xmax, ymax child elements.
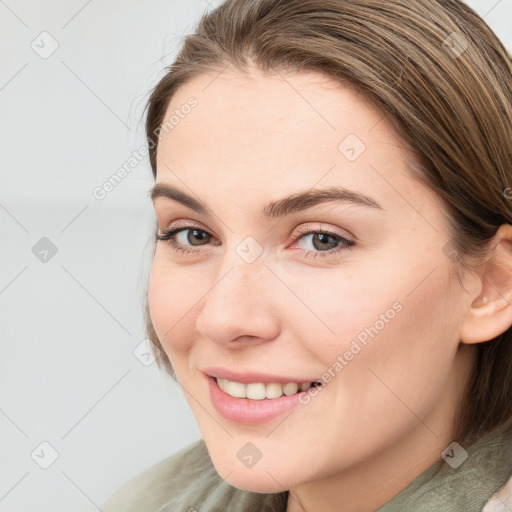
<box><xmin>312</xmin><ymin>233</ymin><xmax>338</xmax><ymax>251</ymax></box>
<box><xmin>188</xmin><ymin>229</ymin><xmax>210</xmax><ymax>246</ymax></box>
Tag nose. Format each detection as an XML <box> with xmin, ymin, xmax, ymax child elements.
<box><xmin>194</xmin><ymin>253</ymin><xmax>281</xmax><ymax>347</ymax></box>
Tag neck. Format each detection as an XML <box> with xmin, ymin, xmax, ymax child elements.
<box><xmin>286</xmin><ymin>424</ymin><xmax>445</xmax><ymax>512</ymax></box>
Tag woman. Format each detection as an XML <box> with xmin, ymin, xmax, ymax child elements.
<box><xmin>103</xmin><ymin>0</ymin><xmax>512</xmax><ymax>510</ymax></box>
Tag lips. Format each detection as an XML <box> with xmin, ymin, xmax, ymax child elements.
<box><xmin>202</xmin><ymin>366</ymin><xmax>319</xmax><ymax>385</ymax></box>
<box><xmin>203</xmin><ymin>367</ymin><xmax>321</xmax><ymax>424</ymax></box>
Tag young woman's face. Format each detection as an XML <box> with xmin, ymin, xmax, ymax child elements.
<box><xmin>148</xmin><ymin>67</ymin><xmax>476</xmax><ymax>493</ymax></box>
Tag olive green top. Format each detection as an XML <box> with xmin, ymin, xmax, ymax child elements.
<box><xmin>102</xmin><ymin>425</ymin><xmax>512</xmax><ymax>512</ymax></box>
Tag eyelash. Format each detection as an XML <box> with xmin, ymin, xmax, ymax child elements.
<box><xmin>156</xmin><ymin>223</ymin><xmax>355</xmax><ymax>259</ymax></box>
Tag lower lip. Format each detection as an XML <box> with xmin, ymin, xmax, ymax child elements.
<box><xmin>207</xmin><ymin>376</ymin><xmax>305</xmax><ymax>425</ymax></box>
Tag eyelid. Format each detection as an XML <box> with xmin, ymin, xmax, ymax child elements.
<box><xmin>160</xmin><ymin>220</ymin><xmax>352</xmax><ymax>240</ymax></box>
<box><xmin>158</xmin><ymin>220</ymin><xmax>356</xmax><ymax>261</ymax></box>
<box><xmin>293</xmin><ymin>223</ymin><xmax>355</xmax><ymax>242</ymax></box>
<box><xmin>158</xmin><ymin>219</ymin><xmax>213</xmax><ymax>235</ymax></box>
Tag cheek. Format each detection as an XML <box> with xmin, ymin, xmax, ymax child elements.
<box><xmin>293</xmin><ymin>250</ymin><xmax>460</xmax><ymax>401</ymax></box>
<box><xmin>279</xmin><ymin>260</ymin><xmax>409</xmax><ymax>363</ymax></box>
<box><xmin>329</xmin><ymin>265</ymin><xmax>461</xmax><ymax>429</ymax></box>
<box><xmin>147</xmin><ymin>253</ymin><xmax>207</xmax><ymax>358</ymax></box>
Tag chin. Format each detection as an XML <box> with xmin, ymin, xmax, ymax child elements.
<box><xmin>221</xmin><ymin>468</ymin><xmax>290</xmax><ymax>494</ymax></box>
<box><xmin>206</xmin><ymin>446</ymin><xmax>293</xmax><ymax>493</ymax></box>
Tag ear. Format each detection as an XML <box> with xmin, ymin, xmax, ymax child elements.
<box><xmin>460</xmin><ymin>224</ymin><xmax>512</xmax><ymax>344</ymax></box>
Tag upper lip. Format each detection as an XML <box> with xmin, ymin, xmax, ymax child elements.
<box><xmin>202</xmin><ymin>366</ymin><xmax>318</xmax><ymax>384</ymax></box>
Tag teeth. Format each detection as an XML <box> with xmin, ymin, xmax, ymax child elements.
<box><xmin>225</xmin><ymin>379</ymin><xmax>246</xmax><ymax>398</ymax></box>
<box><xmin>246</xmin><ymin>383</ymin><xmax>266</xmax><ymax>400</ymax></box>
<box><xmin>266</xmin><ymin>383</ymin><xmax>284</xmax><ymax>399</ymax></box>
<box><xmin>216</xmin><ymin>378</ymin><xmax>313</xmax><ymax>400</ymax></box>
<box><xmin>283</xmin><ymin>382</ymin><xmax>298</xmax><ymax>396</ymax></box>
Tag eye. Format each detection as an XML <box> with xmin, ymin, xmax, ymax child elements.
<box><xmin>290</xmin><ymin>225</ymin><xmax>355</xmax><ymax>258</ymax></box>
<box><xmin>156</xmin><ymin>224</ymin><xmax>216</xmax><ymax>255</ymax></box>
<box><xmin>156</xmin><ymin>222</ymin><xmax>355</xmax><ymax>258</ymax></box>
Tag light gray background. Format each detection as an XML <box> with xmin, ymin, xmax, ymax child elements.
<box><xmin>1</xmin><ymin>0</ymin><xmax>510</xmax><ymax>510</ymax></box>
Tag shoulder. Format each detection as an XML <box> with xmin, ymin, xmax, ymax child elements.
<box><xmin>102</xmin><ymin>439</ymin><xmax>288</xmax><ymax>512</ymax></box>
<box><xmin>102</xmin><ymin>439</ymin><xmax>219</xmax><ymax>512</ymax></box>
<box><xmin>483</xmin><ymin>474</ymin><xmax>512</xmax><ymax>511</ymax></box>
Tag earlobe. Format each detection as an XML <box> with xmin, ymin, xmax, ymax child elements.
<box><xmin>471</xmin><ymin>295</ymin><xmax>488</xmax><ymax>308</ymax></box>
<box><xmin>459</xmin><ymin>225</ymin><xmax>512</xmax><ymax>345</ymax></box>
<box><xmin>460</xmin><ymin>295</ymin><xmax>512</xmax><ymax>344</ymax></box>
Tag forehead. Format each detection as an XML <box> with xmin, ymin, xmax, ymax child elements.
<box><xmin>161</xmin><ymin>66</ymin><xmax>391</xmax><ymax>155</ymax></box>
<box><xmin>155</xmin><ymin>67</ymin><xmax>446</xmax><ymax>228</ymax></box>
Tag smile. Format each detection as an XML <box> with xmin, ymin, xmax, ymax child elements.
<box><xmin>216</xmin><ymin>377</ymin><xmax>318</xmax><ymax>400</ymax></box>
<box><xmin>206</xmin><ymin>372</ymin><xmax>322</xmax><ymax>425</ymax></box>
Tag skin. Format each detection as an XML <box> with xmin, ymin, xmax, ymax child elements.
<box><xmin>147</xmin><ymin>65</ymin><xmax>511</xmax><ymax>512</ymax></box>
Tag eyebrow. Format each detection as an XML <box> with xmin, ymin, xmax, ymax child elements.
<box><xmin>150</xmin><ymin>183</ymin><xmax>383</xmax><ymax>218</ymax></box>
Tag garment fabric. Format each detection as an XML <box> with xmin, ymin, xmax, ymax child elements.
<box><xmin>102</xmin><ymin>426</ymin><xmax>512</xmax><ymax>512</ymax></box>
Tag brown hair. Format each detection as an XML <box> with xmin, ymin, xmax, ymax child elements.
<box><xmin>142</xmin><ymin>0</ymin><xmax>512</xmax><ymax>445</ymax></box>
